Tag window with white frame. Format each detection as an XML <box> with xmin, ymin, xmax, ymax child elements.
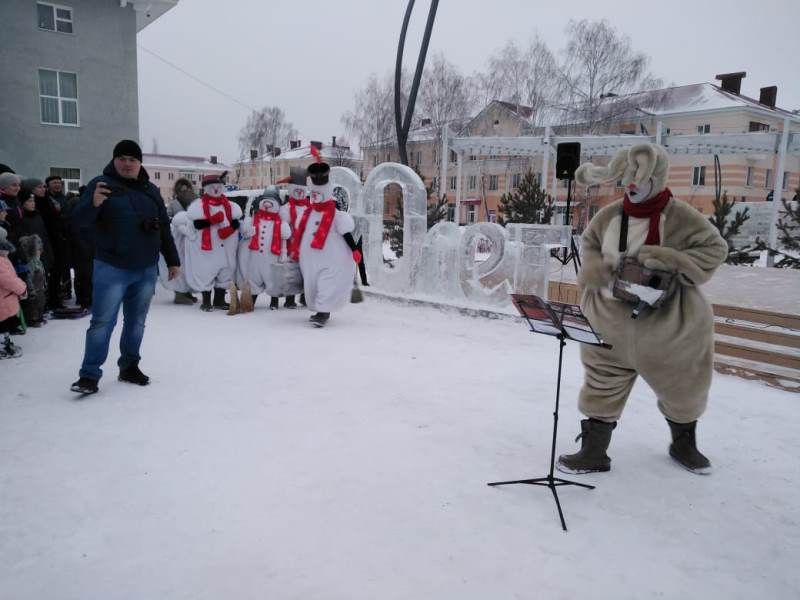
<box><xmin>449</xmin><ymin>176</ymin><xmax>457</xmax><ymax>191</ymax></box>
<box><xmin>765</xmin><ymin>169</ymin><xmax>772</xmax><ymax>189</ymax></box>
<box><xmin>413</xmin><ymin>151</ymin><xmax>421</xmax><ymax>165</ymax></box>
<box><xmin>39</xmin><ymin>69</ymin><xmax>78</xmax><ymax>125</ymax></box>
<box><xmin>467</xmin><ymin>204</ymin><xmax>476</xmax><ymax>223</ymax></box>
<box><xmin>168</xmin><ymin>172</ymin><xmax>174</xmax><ymax>181</ymax></box>
<box><xmin>488</xmin><ymin>210</ymin><xmax>497</xmax><ymax>223</ymax></box>
<box><xmin>447</xmin><ymin>204</ymin><xmax>455</xmax><ymax>221</ymax></box>
<box><xmin>372</xmin><ymin>154</ymin><xmax>378</xmax><ymax>167</ymax></box>
<box><xmin>783</xmin><ymin>171</ymin><xmax>790</xmax><ymax>190</ymax></box>
<box><xmin>469</xmin><ymin>155</ymin><xmax>477</xmax><ymax>161</ymax></box>
<box><xmin>692</xmin><ymin>166</ymin><xmax>706</xmax><ymax>186</ymax></box>
<box><xmin>154</xmin><ymin>171</ymin><xmax>161</xmax><ymax>180</ymax></box>
<box><xmin>488</xmin><ymin>175</ymin><xmax>498</xmax><ymax>191</ymax></box>
<box><xmin>449</xmin><ymin>150</ymin><xmax>457</xmax><ymax>163</ymax></box>
<box><xmin>432</xmin><ymin>176</ymin><xmax>439</xmax><ymax>191</ymax></box>
<box><xmin>468</xmin><ymin>175</ymin><xmax>476</xmax><ymax>190</ymax></box>
<box><xmin>511</xmin><ymin>173</ymin><xmax>521</xmax><ymax>189</ymax></box>
<box><xmin>746</xmin><ymin>167</ymin><xmax>753</xmax><ymax>186</ymax></box>
<box><xmin>696</xmin><ymin>124</ymin><xmax>710</xmax><ymax>134</ymax></box>
<box><xmin>37</xmin><ymin>3</ymin><xmax>73</xmax><ymax>34</ymax></box>
<box><xmin>49</xmin><ymin>167</ymin><xmax>80</xmax><ymax>192</ymax></box>
<box><xmin>432</xmin><ymin>149</ymin><xmax>437</xmax><ymax>165</ymax></box>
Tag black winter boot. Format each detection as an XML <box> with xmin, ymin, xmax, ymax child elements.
<box><xmin>173</xmin><ymin>291</ymin><xmax>194</xmax><ymax>305</ymax></box>
<box><xmin>299</xmin><ymin>293</ymin><xmax>306</xmax><ymax>307</ymax></box>
<box><xmin>557</xmin><ymin>419</ymin><xmax>617</xmax><ymax>474</ymax></box>
<box><xmin>200</xmin><ymin>291</ymin><xmax>213</xmax><ymax>312</ymax></box>
<box><xmin>284</xmin><ymin>296</ymin><xmax>297</xmax><ymax>309</ymax></box>
<box><xmin>212</xmin><ymin>288</ymin><xmax>230</xmax><ymax>310</ymax></box>
<box><xmin>119</xmin><ymin>363</ymin><xmax>150</xmax><ymax>386</ymax></box>
<box><xmin>70</xmin><ymin>376</ymin><xmax>98</xmax><ymax>395</ymax></box>
<box><xmin>667</xmin><ymin>419</ymin><xmax>711</xmax><ymax>474</ymax></box>
<box><xmin>309</xmin><ymin>312</ymin><xmax>330</xmax><ymax>327</ymax></box>
<box><xmin>270</xmin><ymin>297</ymin><xmax>280</xmax><ymax>310</ymax></box>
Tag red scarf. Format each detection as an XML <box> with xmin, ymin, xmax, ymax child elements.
<box><xmin>201</xmin><ymin>194</ymin><xmax>235</xmax><ymax>251</ymax></box>
<box><xmin>623</xmin><ymin>187</ymin><xmax>672</xmax><ymax>246</ymax></box>
<box><xmin>291</xmin><ymin>200</ymin><xmax>337</xmax><ymax>260</ymax></box>
<box><xmin>287</xmin><ymin>197</ymin><xmax>310</xmax><ymax>260</ymax></box>
<box><xmin>249</xmin><ymin>210</ymin><xmax>282</xmax><ymax>255</ymax></box>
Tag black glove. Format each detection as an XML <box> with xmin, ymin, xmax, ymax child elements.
<box><xmin>230</xmin><ymin>219</ymin><xmax>240</xmax><ymax>231</ymax></box>
<box><xmin>193</xmin><ymin>218</ymin><xmax>211</xmax><ymax>230</ymax></box>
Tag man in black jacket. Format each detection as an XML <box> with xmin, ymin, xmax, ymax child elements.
<box><xmin>70</xmin><ymin>140</ymin><xmax>180</xmax><ymax>395</ymax></box>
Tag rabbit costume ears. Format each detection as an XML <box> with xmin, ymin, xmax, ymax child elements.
<box><xmin>575</xmin><ymin>143</ymin><xmax>669</xmax><ymax>193</ymax></box>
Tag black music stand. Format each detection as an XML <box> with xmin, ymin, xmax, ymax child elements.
<box><xmin>488</xmin><ymin>294</ymin><xmax>611</xmax><ymax>531</ymax></box>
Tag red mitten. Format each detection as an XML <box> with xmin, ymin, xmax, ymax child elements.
<box><xmin>352</xmin><ymin>250</ymin><xmax>362</xmax><ymax>264</ymax></box>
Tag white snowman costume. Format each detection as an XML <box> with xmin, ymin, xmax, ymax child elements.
<box><xmin>238</xmin><ymin>192</ymin><xmax>295</xmax><ymax>296</ymax></box>
<box><xmin>295</xmin><ymin>162</ymin><xmax>357</xmax><ymax>317</ymax></box>
<box><xmin>279</xmin><ymin>166</ymin><xmax>312</xmax><ymax>264</ymax></box>
<box><xmin>158</xmin><ymin>210</ymin><xmax>192</xmax><ymax>293</ymax></box>
<box><xmin>182</xmin><ymin>177</ymin><xmax>243</xmax><ymax>292</ymax></box>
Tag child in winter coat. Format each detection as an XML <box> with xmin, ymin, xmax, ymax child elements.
<box><xmin>17</xmin><ymin>235</ymin><xmax>48</xmax><ymax>327</ymax></box>
<box><xmin>0</xmin><ymin>228</ymin><xmax>27</xmax><ymax>358</ymax></box>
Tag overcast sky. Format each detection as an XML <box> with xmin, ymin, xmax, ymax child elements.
<box><xmin>137</xmin><ymin>0</ymin><xmax>800</xmax><ymax>165</ymax></box>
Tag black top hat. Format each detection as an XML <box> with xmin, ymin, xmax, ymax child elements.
<box><xmin>201</xmin><ymin>170</ymin><xmax>228</xmax><ymax>187</ymax></box>
<box><xmin>307</xmin><ymin>162</ymin><xmax>330</xmax><ymax>186</ymax></box>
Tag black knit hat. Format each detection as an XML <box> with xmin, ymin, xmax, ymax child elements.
<box><xmin>113</xmin><ymin>139</ymin><xmax>143</xmax><ymax>162</ymax></box>
<box><xmin>307</xmin><ymin>161</ymin><xmax>330</xmax><ymax>186</ymax></box>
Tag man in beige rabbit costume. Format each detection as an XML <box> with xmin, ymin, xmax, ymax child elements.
<box><xmin>557</xmin><ymin>143</ymin><xmax>727</xmax><ymax>475</ymax></box>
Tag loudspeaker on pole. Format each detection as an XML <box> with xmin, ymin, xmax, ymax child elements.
<box><xmin>556</xmin><ymin>142</ymin><xmax>581</xmax><ymax>181</ymax></box>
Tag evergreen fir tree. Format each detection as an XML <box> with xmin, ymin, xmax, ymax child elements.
<box><xmin>708</xmin><ymin>192</ymin><xmax>755</xmax><ymax>265</ymax></box>
<box><xmin>754</xmin><ymin>193</ymin><xmax>800</xmax><ymax>268</ymax></box>
<box><xmin>497</xmin><ymin>170</ymin><xmax>554</xmax><ymax>225</ymax></box>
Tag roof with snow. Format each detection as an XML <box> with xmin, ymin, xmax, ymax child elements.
<box><xmin>556</xmin><ymin>82</ymin><xmax>800</xmax><ymax>125</ymax></box>
<box><xmin>142</xmin><ymin>153</ymin><xmax>230</xmax><ymax>171</ymax></box>
<box><xmin>233</xmin><ymin>144</ymin><xmax>360</xmax><ymax>165</ymax></box>
<box><xmin>362</xmin><ymin>117</ymin><xmax>473</xmax><ymax>150</ymax></box>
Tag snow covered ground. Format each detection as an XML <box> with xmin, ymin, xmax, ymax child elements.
<box><xmin>1</xmin><ymin>289</ymin><xmax>798</xmax><ymax>599</ymax></box>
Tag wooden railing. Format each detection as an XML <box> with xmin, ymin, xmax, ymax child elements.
<box><xmin>547</xmin><ymin>281</ymin><xmax>800</xmax><ymax>392</ymax></box>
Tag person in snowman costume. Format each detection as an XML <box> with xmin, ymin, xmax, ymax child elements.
<box><xmin>293</xmin><ymin>161</ymin><xmax>360</xmax><ymax>327</ymax></box>
<box><xmin>277</xmin><ymin>166</ymin><xmax>311</xmax><ymax>309</ymax></box>
<box><xmin>238</xmin><ymin>185</ymin><xmax>293</xmax><ymax>309</ymax></box>
<box><xmin>182</xmin><ymin>172</ymin><xmax>242</xmax><ymax>311</ymax></box>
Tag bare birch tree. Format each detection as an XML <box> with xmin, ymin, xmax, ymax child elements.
<box><xmin>418</xmin><ymin>52</ymin><xmax>476</xmax><ymax>133</ymax></box>
<box><xmin>341</xmin><ymin>71</ymin><xmax>409</xmax><ymax>159</ymax></box>
<box><xmin>554</xmin><ymin>19</ymin><xmax>663</xmax><ymax>132</ymax></box>
<box><xmin>238</xmin><ymin>106</ymin><xmax>297</xmax><ymax>160</ymax></box>
<box><xmin>474</xmin><ymin>37</ymin><xmax>558</xmax><ymax>125</ymax></box>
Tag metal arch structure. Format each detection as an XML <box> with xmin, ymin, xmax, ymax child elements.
<box><xmin>445</xmin><ymin>124</ymin><xmax>800</xmax><ymax>257</ymax></box>
<box><xmin>394</xmin><ymin>0</ymin><xmax>440</xmax><ymax>166</ymax></box>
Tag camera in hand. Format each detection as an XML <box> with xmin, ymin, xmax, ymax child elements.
<box><xmin>99</xmin><ymin>182</ymin><xmax>124</xmax><ymax>196</ymax></box>
<box><xmin>140</xmin><ymin>217</ymin><xmax>160</xmax><ymax>233</ymax></box>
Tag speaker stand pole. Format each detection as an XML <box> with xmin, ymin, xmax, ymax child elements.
<box><xmin>487</xmin><ymin>335</ymin><xmax>595</xmax><ymax>531</ymax></box>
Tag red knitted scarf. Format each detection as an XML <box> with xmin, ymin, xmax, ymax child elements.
<box><xmin>623</xmin><ymin>187</ymin><xmax>671</xmax><ymax>245</ymax></box>
<box><xmin>249</xmin><ymin>210</ymin><xmax>282</xmax><ymax>255</ymax></box>
<box><xmin>287</xmin><ymin>197</ymin><xmax>310</xmax><ymax>259</ymax></box>
<box><xmin>201</xmin><ymin>195</ymin><xmax>235</xmax><ymax>251</ymax></box>
<box><xmin>291</xmin><ymin>200</ymin><xmax>336</xmax><ymax>260</ymax></box>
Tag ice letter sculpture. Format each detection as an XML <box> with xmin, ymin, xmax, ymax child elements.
<box><xmin>336</xmin><ymin>163</ymin><xmax>570</xmax><ymax>307</ymax></box>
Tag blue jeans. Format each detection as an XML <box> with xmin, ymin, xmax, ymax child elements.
<box><xmin>79</xmin><ymin>260</ymin><xmax>157</xmax><ymax>380</ymax></box>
